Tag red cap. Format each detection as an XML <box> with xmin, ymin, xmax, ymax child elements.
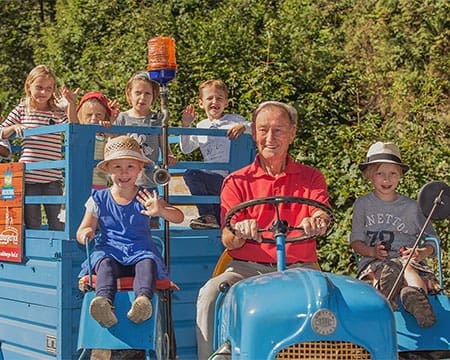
<box><xmin>76</xmin><ymin>91</ymin><xmax>111</xmax><ymax>117</ymax></box>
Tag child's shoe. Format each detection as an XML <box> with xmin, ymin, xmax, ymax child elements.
<box><xmin>89</xmin><ymin>296</ymin><xmax>118</xmax><ymax>328</ymax></box>
<box><xmin>189</xmin><ymin>215</ymin><xmax>220</xmax><ymax>229</ymax></box>
<box><xmin>127</xmin><ymin>295</ymin><xmax>153</xmax><ymax>323</ymax></box>
<box><xmin>90</xmin><ymin>349</ymin><xmax>111</xmax><ymax>360</ymax></box>
<box><xmin>400</xmin><ymin>286</ymin><xmax>436</xmax><ymax>328</ymax></box>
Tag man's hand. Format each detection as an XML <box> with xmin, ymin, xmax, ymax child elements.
<box><xmin>167</xmin><ymin>153</ymin><xmax>178</xmax><ymax>166</ymax></box>
<box><xmin>221</xmin><ymin>220</ymin><xmax>260</xmax><ymax>250</ymax></box>
<box><xmin>301</xmin><ymin>212</ymin><xmax>330</xmax><ymax>237</ymax></box>
<box><xmin>233</xmin><ymin>219</ymin><xmax>261</xmax><ymax>242</ymax></box>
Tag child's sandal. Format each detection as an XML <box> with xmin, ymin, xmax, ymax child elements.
<box><xmin>127</xmin><ymin>295</ymin><xmax>153</xmax><ymax>324</ymax></box>
<box><xmin>89</xmin><ymin>296</ymin><xmax>118</xmax><ymax>328</ymax></box>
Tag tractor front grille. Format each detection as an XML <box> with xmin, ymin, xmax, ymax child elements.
<box><xmin>275</xmin><ymin>341</ymin><xmax>371</xmax><ymax>359</ymax></box>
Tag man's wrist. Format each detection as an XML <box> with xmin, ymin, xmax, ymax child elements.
<box><xmin>224</xmin><ymin>234</ymin><xmax>244</xmax><ymax>250</ymax></box>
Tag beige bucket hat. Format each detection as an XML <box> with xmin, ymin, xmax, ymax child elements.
<box><xmin>97</xmin><ymin>135</ymin><xmax>153</xmax><ymax>173</ymax></box>
<box><xmin>359</xmin><ymin>141</ymin><xmax>409</xmax><ymax>173</ymax></box>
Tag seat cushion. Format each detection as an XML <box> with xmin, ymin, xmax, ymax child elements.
<box><xmin>78</xmin><ymin>275</ymin><xmax>179</xmax><ymax>292</ymax></box>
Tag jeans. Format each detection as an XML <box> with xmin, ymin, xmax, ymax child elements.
<box><xmin>94</xmin><ymin>257</ymin><xmax>156</xmax><ymax>302</ymax></box>
<box><xmin>183</xmin><ymin>169</ymin><xmax>224</xmax><ymax>223</ymax></box>
<box><xmin>25</xmin><ymin>181</ymin><xmax>64</xmax><ymax>230</ymax></box>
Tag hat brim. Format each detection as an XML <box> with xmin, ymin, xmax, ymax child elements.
<box><xmin>97</xmin><ymin>155</ymin><xmax>153</xmax><ymax>173</ymax></box>
<box><xmin>359</xmin><ymin>160</ymin><xmax>409</xmax><ymax>173</ymax></box>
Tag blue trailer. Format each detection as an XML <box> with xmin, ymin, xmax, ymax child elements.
<box><xmin>0</xmin><ymin>123</ymin><xmax>448</xmax><ymax>359</ymax></box>
<box><xmin>0</xmin><ymin>123</ymin><xmax>253</xmax><ymax>359</ymax></box>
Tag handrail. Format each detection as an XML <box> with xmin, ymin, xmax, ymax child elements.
<box><xmin>7</xmin><ymin>123</ymin><xmax>254</xmax><ymax>238</ymax></box>
<box><xmin>424</xmin><ymin>236</ymin><xmax>443</xmax><ymax>290</ymax></box>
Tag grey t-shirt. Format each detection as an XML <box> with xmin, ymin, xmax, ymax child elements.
<box><xmin>115</xmin><ymin>111</ymin><xmax>161</xmax><ymax>188</ymax></box>
<box><xmin>350</xmin><ymin>192</ymin><xmax>438</xmax><ymax>273</ymax></box>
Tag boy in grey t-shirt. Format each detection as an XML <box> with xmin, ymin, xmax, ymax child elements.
<box><xmin>350</xmin><ymin>141</ymin><xmax>439</xmax><ymax>328</ymax></box>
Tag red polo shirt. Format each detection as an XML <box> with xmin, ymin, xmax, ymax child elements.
<box><xmin>221</xmin><ymin>154</ymin><xmax>330</xmax><ymax>264</ymax></box>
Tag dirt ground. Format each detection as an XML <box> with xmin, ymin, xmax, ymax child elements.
<box><xmin>168</xmin><ymin>174</ymin><xmax>199</xmax><ymax>227</ymax></box>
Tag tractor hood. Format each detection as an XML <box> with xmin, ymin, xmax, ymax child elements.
<box><xmin>217</xmin><ymin>268</ymin><xmax>396</xmax><ymax>359</ymax></box>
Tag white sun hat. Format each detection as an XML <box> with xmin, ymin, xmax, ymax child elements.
<box><xmin>97</xmin><ymin>135</ymin><xmax>153</xmax><ymax>173</ymax></box>
<box><xmin>359</xmin><ymin>141</ymin><xmax>409</xmax><ymax>173</ymax></box>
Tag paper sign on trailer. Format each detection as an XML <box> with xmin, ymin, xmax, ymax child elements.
<box><xmin>0</xmin><ymin>163</ymin><xmax>24</xmax><ymax>263</ymax></box>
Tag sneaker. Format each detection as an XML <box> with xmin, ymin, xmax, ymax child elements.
<box><xmin>378</xmin><ymin>259</ymin><xmax>403</xmax><ymax>311</ymax></box>
<box><xmin>127</xmin><ymin>295</ymin><xmax>153</xmax><ymax>324</ymax></box>
<box><xmin>400</xmin><ymin>286</ymin><xmax>436</xmax><ymax>328</ymax></box>
<box><xmin>190</xmin><ymin>215</ymin><xmax>220</xmax><ymax>229</ymax></box>
<box><xmin>89</xmin><ymin>296</ymin><xmax>118</xmax><ymax>328</ymax></box>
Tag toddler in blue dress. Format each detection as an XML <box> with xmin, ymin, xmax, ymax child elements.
<box><xmin>76</xmin><ymin>135</ymin><xmax>184</xmax><ymax>328</ymax></box>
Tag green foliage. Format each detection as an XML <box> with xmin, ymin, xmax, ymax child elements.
<box><xmin>0</xmin><ymin>0</ymin><xmax>448</xmax><ymax>286</ymax></box>
<box><xmin>33</xmin><ymin>0</ymin><xmax>175</xmax><ymax>105</ymax></box>
<box><xmin>0</xmin><ymin>1</ymin><xmax>45</xmax><ymax>112</ymax></box>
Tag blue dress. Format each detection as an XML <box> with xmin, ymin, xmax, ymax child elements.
<box><xmin>79</xmin><ymin>188</ymin><xmax>169</xmax><ymax>280</ymax></box>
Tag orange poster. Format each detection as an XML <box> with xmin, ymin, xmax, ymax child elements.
<box><xmin>0</xmin><ymin>163</ymin><xmax>24</xmax><ymax>263</ymax></box>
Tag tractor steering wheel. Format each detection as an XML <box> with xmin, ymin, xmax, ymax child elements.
<box><xmin>225</xmin><ymin>196</ymin><xmax>335</xmax><ymax>242</ymax></box>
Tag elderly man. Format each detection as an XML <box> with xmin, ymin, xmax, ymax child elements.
<box><xmin>196</xmin><ymin>101</ymin><xmax>332</xmax><ymax>359</ymax></box>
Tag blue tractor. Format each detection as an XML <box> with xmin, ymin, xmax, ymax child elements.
<box><xmin>0</xmin><ymin>122</ymin><xmax>448</xmax><ymax>359</ymax></box>
<box><xmin>211</xmin><ymin>182</ymin><xmax>450</xmax><ymax>360</ymax></box>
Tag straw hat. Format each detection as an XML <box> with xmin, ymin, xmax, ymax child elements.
<box><xmin>359</xmin><ymin>141</ymin><xmax>409</xmax><ymax>173</ymax></box>
<box><xmin>97</xmin><ymin>135</ymin><xmax>152</xmax><ymax>173</ymax></box>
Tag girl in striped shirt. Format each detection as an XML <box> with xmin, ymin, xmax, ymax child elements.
<box><xmin>0</xmin><ymin>65</ymin><xmax>78</xmax><ymax>230</ymax></box>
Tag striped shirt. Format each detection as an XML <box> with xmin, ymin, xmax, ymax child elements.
<box><xmin>2</xmin><ymin>103</ymin><xmax>67</xmax><ymax>183</ymax></box>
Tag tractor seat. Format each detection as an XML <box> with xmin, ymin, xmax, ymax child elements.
<box><xmin>78</xmin><ymin>275</ymin><xmax>179</xmax><ymax>293</ymax></box>
<box><xmin>212</xmin><ymin>249</ymin><xmax>321</xmax><ymax>277</ymax></box>
<box><xmin>79</xmin><ymin>235</ymin><xmax>179</xmax><ymax>292</ymax></box>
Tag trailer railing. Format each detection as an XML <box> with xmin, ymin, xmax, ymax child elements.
<box><xmin>0</xmin><ymin>123</ymin><xmax>255</xmax><ymax>359</ymax></box>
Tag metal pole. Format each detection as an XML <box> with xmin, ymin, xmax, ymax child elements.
<box><xmin>160</xmin><ymin>85</ymin><xmax>170</xmax><ymax>258</ymax></box>
<box><xmin>159</xmin><ymin>84</ymin><xmax>176</xmax><ymax>359</ymax></box>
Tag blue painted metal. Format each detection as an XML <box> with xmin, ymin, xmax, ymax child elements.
<box><xmin>77</xmin><ymin>291</ymin><xmax>164</xmax><ymax>358</ymax></box>
<box><xmin>395</xmin><ymin>236</ymin><xmax>450</xmax><ymax>354</ymax></box>
<box><xmin>215</xmin><ymin>268</ymin><xmax>397</xmax><ymax>359</ymax></box>
<box><xmin>0</xmin><ymin>123</ymin><xmax>448</xmax><ymax>359</ymax></box>
<box><xmin>213</xmin><ymin>236</ymin><xmax>449</xmax><ymax>358</ymax></box>
<box><xmin>396</xmin><ymin>293</ymin><xmax>450</xmax><ymax>352</ymax></box>
<box><xmin>275</xmin><ymin>233</ymin><xmax>286</xmax><ymax>271</ymax></box>
<box><xmin>426</xmin><ymin>237</ymin><xmax>443</xmax><ymax>289</ymax></box>
<box><xmin>77</xmin><ymin>236</ymin><xmax>168</xmax><ymax>358</ymax></box>
<box><xmin>0</xmin><ymin>124</ymin><xmax>254</xmax><ymax>359</ymax></box>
